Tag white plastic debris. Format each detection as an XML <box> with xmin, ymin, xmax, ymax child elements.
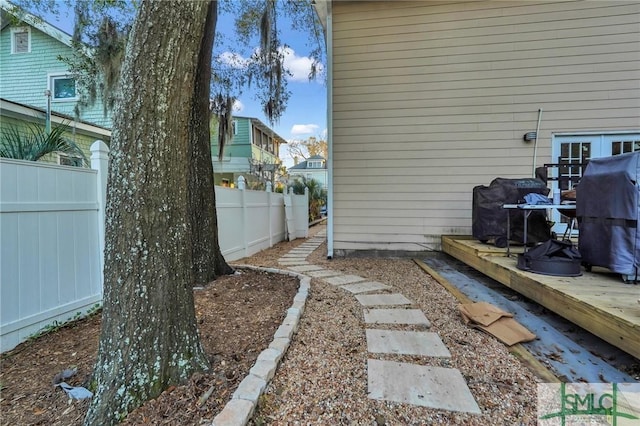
<box><xmin>56</xmin><ymin>382</ymin><xmax>93</xmax><ymax>400</ymax></box>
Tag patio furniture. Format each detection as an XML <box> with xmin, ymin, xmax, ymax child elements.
<box><xmin>502</xmin><ymin>203</ymin><xmax>576</xmax><ymax>257</ymax></box>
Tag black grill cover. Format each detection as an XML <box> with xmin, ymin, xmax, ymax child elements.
<box><xmin>577</xmin><ymin>152</ymin><xmax>640</xmax><ymax>276</ymax></box>
<box><xmin>472</xmin><ymin>178</ymin><xmax>551</xmax><ymax>246</ymax></box>
<box><xmin>517</xmin><ymin>239</ymin><xmax>582</xmax><ymax>276</ymax></box>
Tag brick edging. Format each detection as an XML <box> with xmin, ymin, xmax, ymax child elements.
<box><xmin>211</xmin><ymin>265</ymin><xmax>311</xmax><ymax>426</ymax></box>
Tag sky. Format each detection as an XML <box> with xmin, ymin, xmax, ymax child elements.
<box><xmin>41</xmin><ymin>3</ymin><xmax>327</xmax><ymax>168</ymax></box>
<box><xmin>214</xmin><ymin>11</ymin><xmax>327</xmax><ymax>167</ymax></box>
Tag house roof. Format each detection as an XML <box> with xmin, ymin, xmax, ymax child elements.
<box><xmin>1</xmin><ymin>97</ymin><xmax>111</xmax><ymax>138</ymax></box>
<box><xmin>289</xmin><ymin>155</ymin><xmax>327</xmax><ymax>170</ymax></box>
<box><xmin>0</xmin><ymin>0</ymin><xmax>74</xmax><ymax>48</ymax></box>
<box><xmin>312</xmin><ymin>0</ymin><xmax>330</xmax><ymax>33</ymax></box>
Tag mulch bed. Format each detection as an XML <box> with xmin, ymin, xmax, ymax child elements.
<box><xmin>0</xmin><ymin>268</ymin><xmax>299</xmax><ymax>425</ymax></box>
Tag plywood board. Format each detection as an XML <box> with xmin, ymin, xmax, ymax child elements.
<box><xmin>442</xmin><ymin>236</ymin><xmax>640</xmax><ymax>360</ymax></box>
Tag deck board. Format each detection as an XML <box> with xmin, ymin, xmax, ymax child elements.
<box><xmin>441</xmin><ymin>236</ymin><xmax>640</xmax><ymax>360</ymax></box>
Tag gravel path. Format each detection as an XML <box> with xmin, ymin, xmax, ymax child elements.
<box><xmin>239</xmin><ymin>224</ymin><xmax>541</xmax><ymax>425</ymax></box>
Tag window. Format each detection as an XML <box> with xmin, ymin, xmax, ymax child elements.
<box><xmin>612</xmin><ymin>139</ymin><xmax>640</xmax><ymax>155</ymax></box>
<box><xmin>11</xmin><ymin>27</ymin><xmax>30</xmax><ymax>54</ymax></box>
<box><xmin>308</xmin><ymin>160</ymin><xmax>322</xmax><ymax>169</ymax></box>
<box><xmin>232</xmin><ymin>120</ymin><xmax>238</xmax><ymax>135</ymax></box>
<box><xmin>557</xmin><ymin>140</ymin><xmax>590</xmax><ymax>190</ymax></box>
<box><xmin>58</xmin><ymin>154</ymin><xmax>83</xmax><ymax>167</ymax></box>
<box><xmin>49</xmin><ymin>74</ymin><xmax>77</xmax><ymax>101</ymax></box>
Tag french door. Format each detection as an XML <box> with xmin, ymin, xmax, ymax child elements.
<box><xmin>550</xmin><ymin>132</ymin><xmax>640</xmax><ymax>234</ymax></box>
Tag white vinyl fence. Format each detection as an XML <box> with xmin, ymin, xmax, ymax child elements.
<box><xmin>0</xmin><ymin>142</ymin><xmax>308</xmax><ymax>352</ymax></box>
<box><xmin>215</xmin><ymin>185</ymin><xmax>308</xmax><ymax>261</ymax></box>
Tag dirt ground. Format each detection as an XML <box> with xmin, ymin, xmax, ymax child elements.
<box><xmin>0</xmin><ymin>268</ymin><xmax>299</xmax><ymax>425</ymax></box>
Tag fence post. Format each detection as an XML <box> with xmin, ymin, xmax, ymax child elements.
<box><xmin>237</xmin><ymin>176</ymin><xmax>249</xmax><ymax>256</ymax></box>
<box><xmin>267</xmin><ymin>187</ymin><xmax>273</xmax><ymax>247</ymax></box>
<box><xmin>304</xmin><ymin>186</ymin><xmax>309</xmax><ymax>237</ymax></box>
<box><xmin>91</xmin><ymin>140</ymin><xmax>109</xmax><ymax>290</ymax></box>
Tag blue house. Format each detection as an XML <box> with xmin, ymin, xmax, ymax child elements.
<box><xmin>0</xmin><ymin>1</ymin><xmax>112</xmax><ymax>130</ymax></box>
<box><xmin>288</xmin><ymin>155</ymin><xmax>328</xmax><ymax>190</ymax></box>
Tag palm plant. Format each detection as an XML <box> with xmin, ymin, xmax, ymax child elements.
<box><xmin>0</xmin><ymin>122</ymin><xmax>88</xmax><ymax>166</ymax></box>
<box><xmin>290</xmin><ymin>176</ymin><xmax>327</xmax><ymax>221</ymax></box>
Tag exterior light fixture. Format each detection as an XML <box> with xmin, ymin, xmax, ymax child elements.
<box><xmin>523</xmin><ymin>132</ymin><xmax>537</xmax><ymax>142</ymax></box>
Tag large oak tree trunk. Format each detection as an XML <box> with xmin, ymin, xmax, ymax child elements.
<box><xmin>85</xmin><ymin>2</ymin><xmax>212</xmax><ymax>424</ymax></box>
<box><xmin>189</xmin><ymin>0</ymin><xmax>234</xmax><ymax>283</ymax></box>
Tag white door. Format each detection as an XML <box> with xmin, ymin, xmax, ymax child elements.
<box><xmin>550</xmin><ymin>133</ymin><xmax>640</xmax><ymax>234</ymax></box>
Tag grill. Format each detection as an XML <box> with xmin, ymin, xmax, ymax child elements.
<box><xmin>472</xmin><ymin>177</ymin><xmax>551</xmax><ymax>248</ymax></box>
<box><xmin>577</xmin><ymin>152</ymin><xmax>640</xmax><ymax>282</ymax></box>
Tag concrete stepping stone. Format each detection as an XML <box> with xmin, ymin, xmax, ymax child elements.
<box><xmin>287</xmin><ymin>252</ymin><xmax>313</xmax><ymax>258</ymax></box>
<box><xmin>282</xmin><ymin>253</ymin><xmax>308</xmax><ymax>258</ymax></box>
<box><xmin>366</xmin><ymin>329</ymin><xmax>451</xmax><ymax>357</ymax></box>
<box><xmin>368</xmin><ymin>359</ymin><xmax>480</xmax><ymax>414</ymax></box>
<box><xmin>277</xmin><ymin>259</ymin><xmax>309</xmax><ymax>266</ymax></box>
<box><xmin>324</xmin><ymin>275</ymin><xmax>366</xmax><ymax>286</ymax></box>
<box><xmin>341</xmin><ymin>281</ymin><xmax>392</xmax><ymax>294</ymax></box>
<box><xmin>287</xmin><ymin>264</ymin><xmax>324</xmax><ymax>272</ymax></box>
<box><xmin>356</xmin><ymin>293</ymin><xmax>412</xmax><ymax>306</ymax></box>
<box><xmin>364</xmin><ymin>309</ymin><xmax>430</xmax><ymax>327</ymax></box>
<box><xmin>306</xmin><ymin>269</ymin><xmax>342</xmax><ymax>278</ymax></box>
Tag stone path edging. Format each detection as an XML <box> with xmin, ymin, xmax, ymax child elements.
<box><xmin>211</xmin><ymin>265</ymin><xmax>311</xmax><ymax>426</ymax></box>
<box><xmin>212</xmin><ymin>229</ymin><xmax>482</xmax><ymax>424</ymax></box>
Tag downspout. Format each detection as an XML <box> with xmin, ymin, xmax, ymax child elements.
<box><xmin>326</xmin><ymin>6</ymin><xmax>334</xmax><ymax>259</ymax></box>
<box><xmin>44</xmin><ymin>90</ymin><xmax>52</xmax><ymax>134</ymax></box>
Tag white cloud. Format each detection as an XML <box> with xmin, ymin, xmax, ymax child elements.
<box><xmin>279</xmin><ymin>47</ymin><xmax>323</xmax><ymax>82</ymax></box>
<box><xmin>291</xmin><ymin>124</ymin><xmax>319</xmax><ymax>135</ymax></box>
<box><xmin>233</xmin><ymin>99</ymin><xmax>244</xmax><ymax>112</ymax></box>
<box><xmin>218</xmin><ymin>48</ymin><xmax>323</xmax><ymax>82</ymax></box>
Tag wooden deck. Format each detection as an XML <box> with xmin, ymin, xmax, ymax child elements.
<box><xmin>441</xmin><ymin>236</ymin><xmax>640</xmax><ymax>360</ymax></box>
